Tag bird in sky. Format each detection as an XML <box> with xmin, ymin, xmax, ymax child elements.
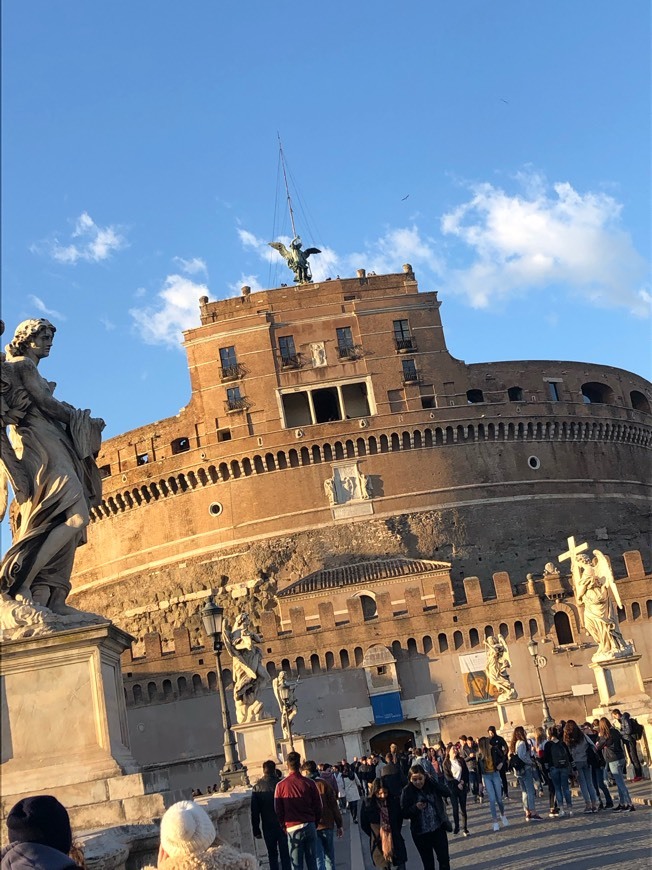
<box><xmin>401</xmin><ymin>194</ymin><xmax>410</xmax><ymax>201</ymax></box>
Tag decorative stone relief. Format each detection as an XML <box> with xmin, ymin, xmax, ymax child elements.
<box><xmin>310</xmin><ymin>342</ymin><xmax>327</xmax><ymax>367</ymax></box>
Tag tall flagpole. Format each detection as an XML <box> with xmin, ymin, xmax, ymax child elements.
<box><xmin>278</xmin><ymin>134</ymin><xmax>298</xmax><ymax>239</ymax></box>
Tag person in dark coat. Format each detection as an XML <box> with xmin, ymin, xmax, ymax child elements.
<box><xmin>251</xmin><ymin>760</ymin><xmax>291</xmax><ymax>870</ymax></box>
<box><xmin>378</xmin><ymin>754</ymin><xmax>407</xmax><ymax>799</ymax></box>
<box><xmin>400</xmin><ymin>766</ymin><xmax>451</xmax><ymax>870</ymax></box>
<box><xmin>1</xmin><ymin>795</ymin><xmax>80</xmax><ymax>869</ymax></box>
<box><xmin>360</xmin><ymin>780</ymin><xmax>407</xmax><ymax>870</ymax></box>
<box><xmin>442</xmin><ymin>745</ymin><xmax>470</xmax><ymax>836</ymax></box>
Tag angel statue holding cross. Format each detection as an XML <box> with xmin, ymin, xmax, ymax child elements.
<box><xmin>560</xmin><ymin>537</ymin><xmax>632</xmax><ymax>662</ymax></box>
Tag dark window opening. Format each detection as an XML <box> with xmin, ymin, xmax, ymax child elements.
<box><xmin>402</xmin><ymin>359</ymin><xmax>418</xmax><ymax>383</ymax></box>
<box><xmin>282</xmin><ymin>393</ymin><xmax>312</xmax><ymax>427</ymax></box>
<box><xmin>554</xmin><ymin>611</ymin><xmax>573</xmax><ymax>645</ymax></box>
<box><xmin>226</xmin><ymin>386</ymin><xmax>247</xmax><ymax>411</ymax></box>
<box><xmin>508</xmin><ymin>386</ymin><xmax>523</xmax><ymax>401</ymax></box>
<box><xmin>313</xmin><ymin>388</ymin><xmax>342</xmax><ymax>423</ymax></box>
<box><xmin>438</xmin><ymin>633</ymin><xmax>448</xmax><ymax>653</ymax></box>
<box><xmin>171</xmin><ymin>437</ymin><xmax>190</xmax><ymax>454</ymax></box>
<box><xmin>581</xmin><ymin>382</ymin><xmax>614</xmax><ymax>405</ymax></box>
<box><xmin>393</xmin><ymin>319</ymin><xmax>415</xmax><ymax>352</ymax></box>
<box><xmin>99</xmin><ymin>464</ymin><xmax>111</xmax><ymax>478</ymax></box>
<box><xmin>547</xmin><ymin>381</ymin><xmax>561</xmax><ymax>401</ymax></box>
<box><xmin>630</xmin><ymin>390</ymin><xmax>651</xmax><ymax>414</ymax></box>
<box><xmin>341</xmin><ymin>382</ymin><xmax>370</xmax><ymax>418</ymax></box>
<box><xmin>136</xmin><ymin>452</ymin><xmax>149</xmax><ymax>465</ymax></box>
<box><xmin>337</xmin><ymin>326</ymin><xmax>355</xmax><ymax>358</ymax></box>
<box><xmin>360</xmin><ymin>595</ymin><xmax>377</xmax><ymax>621</ymax></box>
<box><xmin>217</xmin><ymin>428</ymin><xmax>232</xmax><ymax>442</ymax></box>
<box><xmin>219</xmin><ymin>346</ymin><xmax>241</xmax><ymax>380</ymax></box>
<box><xmin>466</xmin><ymin>389</ymin><xmax>484</xmax><ymax>404</ymax></box>
<box><xmin>279</xmin><ymin>335</ymin><xmax>300</xmax><ymax>367</ymax></box>
<box><xmin>421</xmin><ymin>395</ymin><xmax>435</xmax><ymax>409</ymax></box>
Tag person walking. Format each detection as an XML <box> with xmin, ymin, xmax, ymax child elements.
<box><xmin>543</xmin><ymin>726</ymin><xmax>573</xmax><ymax>817</ymax></box>
<box><xmin>477</xmin><ymin>736</ymin><xmax>509</xmax><ymax>832</ymax></box>
<box><xmin>251</xmin><ymin>760</ymin><xmax>291</xmax><ymax>870</ymax></box>
<box><xmin>341</xmin><ymin>763</ymin><xmax>362</xmax><ymax>824</ymax></box>
<box><xmin>596</xmin><ymin>718</ymin><xmax>636</xmax><ymax>812</ymax></box>
<box><xmin>509</xmin><ymin>726</ymin><xmax>541</xmax><ymax>821</ymax></box>
<box><xmin>1</xmin><ymin>796</ymin><xmax>81</xmax><ymax>870</ymax></box>
<box><xmin>487</xmin><ymin>726</ymin><xmax>509</xmax><ymax>799</ymax></box>
<box><xmin>378</xmin><ymin>753</ymin><xmax>407</xmax><ymax>799</ymax></box>
<box><xmin>400</xmin><ymin>766</ymin><xmax>451</xmax><ymax>870</ymax></box>
<box><xmin>442</xmin><ymin>745</ymin><xmax>470</xmax><ymax>836</ymax></box>
<box><xmin>274</xmin><ymin>752</ymin><xmax>322</xmax><ymax>870</ymax></box>
<box><xmin>461</xmin><ymin>737</ymin><xmax>482</xmax><ymax>802</ymax></box>
<box><xmin>612</xmin><ymin>710</ymin><xmax>643</xmax><ymax>781</ymax></box>
<box><xmin>583</xmin><ymin>722</ymin><xmax>613</xmax><ymax>809</ymax></box>
<box><xmin>563</xmin><ymin>720</ymin><xmax>599</xmax><ymax>813</ymax></box>
<box><xmin>360</xmin><ymin>779</ymin><xmax>407</xmax><ymax>870</ymax></box>
<box><xmin>301</xmin><ymin>761</ymin><xmax>342</xmax><ymax>870</ymax></box>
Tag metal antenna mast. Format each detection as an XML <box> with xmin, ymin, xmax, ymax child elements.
<box><xmin>278</xmin><ymin>134</ymin><xmax>298</xmax><ymax>239</ymax></box>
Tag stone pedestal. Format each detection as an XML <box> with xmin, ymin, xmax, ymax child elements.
<box><xmin>496</xmin><ymin>700</ymin><xmax>532</xmax><ymax>738</ymax></box>
<box><xmin>231</xmin><ymin>718</ymin><xmax>278</xmax><ymax>782</ymax></box>
<box><xmin>1</xmin><ymin>622</ymin><xmax>188</xmax><ymax>834</ymax></box>
<box><xmin>278</xmin><ymin>735</ymin><xmax>306</xmax><ymax>763</ymax></box>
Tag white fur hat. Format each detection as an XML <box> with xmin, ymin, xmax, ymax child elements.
<box><xmin>160</xmin><ymin>800</ymin><xmax>216</xmax><ymax>857</ymax></box>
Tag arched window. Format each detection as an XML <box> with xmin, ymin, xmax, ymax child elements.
<box><xmin>281</xmin><ymin>658</ymin><xmax>291</xmax><ymax>672</ymax></box>
<box><xmin>222</xmin><ymin>669</ymin><xmax>232</xmax><ymax>688</ymax></box>
<box><xmin>529</xmin><ymin>618</ymin><xmax>538</xmax><ymax>638</ymax></box>
<box><xmin>453</xmin><ymin>631</ymin><xmax>463</xmax><ymax>650</ymax></box>
<box><xmin>163</xmin><ymin>679</ymin><xmax>173</xmax><ymax>699</ymax></box>
<box><xmin>192</xmin><ymin>674</ymin><xmax>203</xmax><ymax>693</ymax></box>
<box><xmin>469</xmin><ymin>628</ymin><xmax>480</xmax><ymax>648</ymax></box>
<box><xmin>508</xmin><ymin>386</ymin><xmax>523</xmax><ymax>402</ymax></box>
<box><xmin>354</xmin><ymin>647</ymin><xmax>364</xmax><ymax>666</ymax></box>
<box><xmin>325</xmin><ymin>651</ymin><xmax>335</xmax><ymax>671</ymax></box>
<box><xmin>296</xmin><ymin>656</ymin><xmax>307</xmax><ymax>676</ymax></box>
<box><xmin>288</xmin><ymin>449</ymin><xmax>299</xmax><ymax>468</ymax></box>
<box><xmin>147</xmin><ymin>681</ymin><xmax>158</xmax><ymax>701</ymax></box>
<box><xmin>207</xmin><ymin>672</ymin><xmax>217</xmax><ymax>691</ymax></box>
<box><xmin>266</xmin><ymin>661</ymin><xmax>277</xmax><ymax>679</ymax></box>
<box><xmin>484</xmin><ymin>625</ymin><xmax>494</xmax><ymax>638</ymax></box>
<box><xmin>630</xmin><ymin>390</ymin><xmax>651</xmax><ymax>414</ymax></box>
<box><xmin>133</xmin><ymin>684</ymin><xmax>143</xmax><ymax>704</ymax></box>
<box><xmin>438</xmin><ymin>633</ymin><xmax>449</xmax><ymax>653</ymax></box>
<box><xmin>241</xmin><ymin>458</ymin><xmax>252</xmax><ymax>476</ymax></box>
<box><xmin>499</xmin><ymin>623</ymin><xmax>509</xmax><ymax>638</ymax></box>
<box><xmin>311</xmin><ymin>445</ymin><xmax>322</xmax><ymax>464</ymax></box>
<box><xmin>647</xmin><ymin>600</ymin><xmax>652</xmax><ymax>619</ymax></box>
<box><xmin>323</xmin><ymin>443</ymin><xmax>333</xmax><ymax>462</ymax></box>
<box><xmin>360</xmin><ymin>594</ymin><xmax>377</xmax><ymax>621</ymax></box>
<box><xmin>254</xmin><ymin>455</ymin><xmax>265</xmax><ymax>473</ymax></box>
<box><xmin>467</xmin><ymin>389</ymin><xmax>484</xmax><ymax>404</ymax></box>
<box><xmin>340</xmin><ymin>649</ymin><xmax>350</xmax><ymax>669</ymax></box>
<box><xmin>391</xmin><ymin>640</ymin><xmax>402</xmax><ymax>659</ymax></box>
<box><xmin>407</xmin><ymin>638</ymin><xmax>418</xmax><ymax>657</ymax></box>
<box><xmin>617</xmin><ymin>607</ymin><xmax>627</xmax><ymax>623</ymax></box>
<box><xmin>514</xmin><ymin>621</ymin><xmax>524</xmax><ymax>639</ymax></box>
<box><xmin>310</xmin><ymin>653</ymin><xmax>321</xmax><ymax>673</ymax></box>
<box><xmin>581</xmin><ymin>382</ymin><xmax>614</xmax><ymax>405</ymax></box>
<box><xmin>265</xmin><ymin>452</ymin><xmax>276</xmax><ymax>471</ymax></box>
<box><xmin>177</xmin><ymin>676</ymin><xmax>187</xmax><ymax>695</ymax></box>
<box><xmin>368</xmin><ymin>436</ymin><xmax>378</xmax><ymax>454</ymax></box>
<box><xmin>632</xmin><ymin>602</ymin><xmax>641</xmax><ymax>621</ymax></box>
<box><xmin>554</xmin><ymin>611</ymin><xmax>573</xmax><ymax>645</ymax></box>
<box><xmin>423</xmin><ymin>635</ymin><xmax>433</xmax><ymax>654</ymax></box>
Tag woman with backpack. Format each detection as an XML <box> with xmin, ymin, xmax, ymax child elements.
<box><xmin>509</xmin><ymin>727</ymin><xmax>542</xmax><ymax>821</ymax></box>
<box><xmin>543</xmin><ymin>726</ymin><xmax>573</xmax><ymax>816</ymax></box>
<box><xmin>563</xmin><ymin>720</ymin><xmax>599</xmax><ymax>813</ymax></box>
<box><xmin>477</xmin><ymin>737</ymin><xmax>509</xmax><ymax>832</ymax></box>
<box><xmin>596</xmin><ymin>717</ymin><xmax>635</xmax><ymax>813</ymax></box>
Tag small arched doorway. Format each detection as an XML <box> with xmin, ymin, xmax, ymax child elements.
<box><xmin>369</xmin><ymin>728</ymin><xmax>415</xmax><ymax>756</ymax></box>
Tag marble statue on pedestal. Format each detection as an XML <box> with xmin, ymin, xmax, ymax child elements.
<box><xmin>224</xmin><ymin>612</ymin><xmax>270</xmax><ymax>723</ymax></box>
<box><xmin>485</xmin><ymin>634</ymin><xmax>517</xmax><ymax>702</ymax></box>
<box><xmin>0</xmin><ymin>319</ymin><xmax>104</xmax><ymax>639</ymax></box>
<box><xmin>272</xmin><ymin>670</ymin><xmax>299</xmax><ymax>740</ymax></box>
<box><xmin>560</xmin><ymin>536</ymin><xmax>632</xmax><ymax>662</ymax></box>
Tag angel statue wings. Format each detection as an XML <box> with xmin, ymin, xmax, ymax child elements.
<box><xmin>572</xmin><ymin>550</ymin><xmax>632</xmax><ymax>662</ymax></box>
<box><xmin>268</xmin><ymin>236</ymin><xmax>321</xmax><ymax>284</ymax></box>
<box><xmin>484</xmin><ymin>634</ymin><xmax>518</xmax><ymax>702</ymax></box>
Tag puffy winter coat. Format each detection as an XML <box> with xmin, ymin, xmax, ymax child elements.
<box><xmin>144</xmin><ymin>843</ymin><xmax>258</xmax><ymax>870</ymax></box>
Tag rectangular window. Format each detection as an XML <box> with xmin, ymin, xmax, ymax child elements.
<box><xmin>336</xmin><ymin>326</ymin><xmax>354</xmax><ymax>357</ymax></box>
<box><xmin>279</xmin><ymin>335</ymin><xmax>298</xmax><ymax>366</ymax></box>
<box><xmin>226</xmin><ymin>387</ymin><xmax>247</xmax><ymax>411</ymax></box>
<box><xmin>219</xmin><ymin>346</ymin><xmax>237</xmax><ymax>368</ymax></box>
<box><xmin>546</xmin><ymin>380</ymin><xmax>562</xmax><ymax>401</ymax></box>
<box><xmin>393</xmin><ymin>319</ymin><xmax>415</xmax><ymax>351</ymax></box>
<box><xmin>217</xmin><ymin>428</ymin><xmax>232</xmax><ymax>442</ymax></box>
<box><xmin>402</xmin><ymin>359</ymin><xmax>418</xmax><ymax>383</ymax></box>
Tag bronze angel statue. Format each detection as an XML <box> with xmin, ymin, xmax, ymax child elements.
<box><xmin>268</xmin><ymin>236</ymin><xmax>321</xmax><ymax>284</ymax></box>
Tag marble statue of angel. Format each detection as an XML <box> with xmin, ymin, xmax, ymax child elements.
<box><xmin>573</xmin><ymin>550</ymin><xmax>631</xmax><ymax>661</ymax></box>
<box><xmin>484</xmin><ymin>634</ymin><xmax>517</xmax><ymax>702</ymax></box>
<box><xmin>223</xmin><ymin>612</ymin><xmax>270</xmax><ymax>723</ymax></box>
<box><xmin>268</xmin><ymin>237</ymin><xmax>321</xmax><ymax>284</ymax></box>
<box><xmin>272</xmin><ymin>670</ymin><xmax>299</xmax><ymax>740</ymax></box>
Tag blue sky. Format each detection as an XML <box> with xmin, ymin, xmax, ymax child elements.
<box><xmin>2</xmin><ymin>0</ymin><xmax>650</xmax><ymax>440</ymax></box>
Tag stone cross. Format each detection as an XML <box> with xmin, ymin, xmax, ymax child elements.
<box><xmin>558</xmin><ymin>535</ymin><xmax>588</xmax><ymax>568</ymax></box>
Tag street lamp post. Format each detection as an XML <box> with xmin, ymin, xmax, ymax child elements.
<box><xmin>527</xmin><ymin>638</ymin><xmax>555</xmax><ymax>730</ymax></box>
<box><xmin>201</xmin><ymin>596</ymin><xmax>249</xmax><ymax>790</ymax></box>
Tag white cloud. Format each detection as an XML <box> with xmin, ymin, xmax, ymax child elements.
<box><xmin>37</xmin><ymin>212</ymin><xmax>127</xmax><ymax>264</ymax></box>
<box><xmin>440</xmin><ymin>175</ymin><xmax>650</xmax><ymax>315</ymax></box>
<box><xmin>28</xmin><ymin>295</ymin><xmax>66</xmax><ymax>321</ymax></box>
<box><xmin>99</xmin><ymin>316</ymin><xmax>116</xmax><ymax>331</ymax></box>
<box><xmin>173</xmin><ymin>256</ymin><xmax>208</xmax><ymax>277</ymax></box>
<box><xmin>130</xmin><ymin>274</ymin><xmax>209</xmax><ymax>347</ymax></box>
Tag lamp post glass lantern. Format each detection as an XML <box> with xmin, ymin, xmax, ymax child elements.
<box><xmin>277</xmin><ymin>681</ymin><xmax>295</xmax><ymax>750</ymax></box>
<box><xmin>527</xmin><ymin>637</ymin><xmax>555</xmax><ymax>729</ymax></box>
<box><xmin>201</xmin><ymin>595</ymin><xmax>248</xmax><ymax>790</ymax></box>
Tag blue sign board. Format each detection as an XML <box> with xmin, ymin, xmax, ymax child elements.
<box><xmin>371</xmin><ymin>692</ymin><xmax>403</xmax><ymax>724</ymax></box>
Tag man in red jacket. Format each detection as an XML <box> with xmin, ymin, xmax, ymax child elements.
<box><xmin>275</xmin><ymin>751</ymin><xmax>322</xmax><ymax>870</ymax></box>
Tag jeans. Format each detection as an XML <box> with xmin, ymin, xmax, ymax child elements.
<box><xmin>287</xmin><ymin>822</ymin><xmax>319</xmax><ymax>870</ymax></box>
<box><xmin>412</xmin><ymin>827</ymin><xmax>450</xmax><ymax>870</ymax></box>
<box><xmin>316</xmin><ymin>828</ymin><xmax>335</xmax><ymax>870</ymax></box>
<box><xmin>347</xmin><ymin>799</ymin><xmax>358</xmax><ymax>821</ymax></box>
<box><xmin>482</xmin><ymin>771</ymin><xmax>504</xmax><ymax>821</ymax></box>
<box><xmin>263</xmin><ymin>826</ymin><xmax>292</xmax><ymax>870</ymax></box>
<box><xmin>517</xmin><ymin>765</ymin><xmax>536</xmax><ymax>813</ymax></box>
<box><xmin>624</xmin><ymin>738</ymin><xmax>643</xmax><ymax>778</ymax></box>
<box><xmin>591</xmin><ymin>764</ymin><xmax>612</xmax><ymax>806</ymax></box>
<box><xmin>468</xmin><ymin>771</ymin><xmax>480</xmax><ymax>796</ymax></box>
<box><xmin>575</xmin><ymin>765</ymin><xmax>598</xmax><ymax>807</ymax></box>
<box><xmin>448</xmin><ymin>783</ymin><xmax>468</xmax><ymax>832</ymax></box>
<box><xmin>549</xmin><ymin>767</ymin><xmax>572</xmax><ymax>809</ymax></box>
<box><xmin>608</xmin><ymin>758</ymin><xmax>632</xmax><ymax>807</ymax></box>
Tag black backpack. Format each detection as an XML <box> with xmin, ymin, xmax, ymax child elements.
<box><xmin>508</xmin><ymin>753</ymin><xmax>525</xmax><ymax>773</ymax></box>
<box><xmin>629</xmin><ymin>718</ymin><xmax>644</xmax><ymax>740</ymax></box>
<box><xmin>549</xmin><ymin>741</ymin><xmax>569</xmax><ymax>769</ymax></box>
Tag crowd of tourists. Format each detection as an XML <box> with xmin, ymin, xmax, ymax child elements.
<box><xmin>1</xmin><ymin>710</ymin><xmax>645</xmax><ymax>870</ymax></box>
